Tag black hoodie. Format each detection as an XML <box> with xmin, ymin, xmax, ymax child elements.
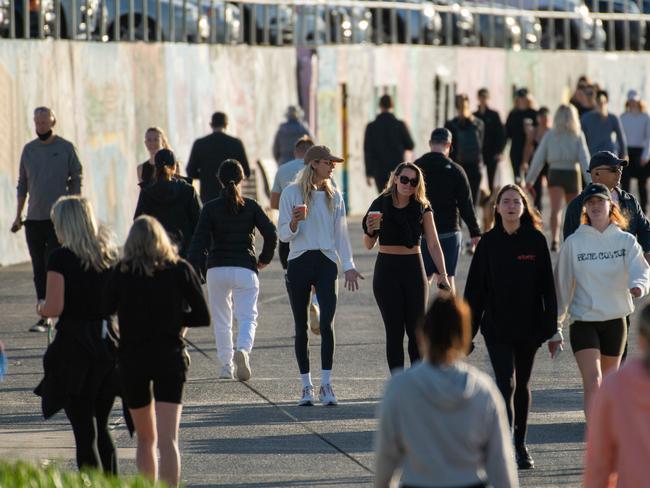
<box><xmin>134</xmin><ymin>178</ymin><xmax>201</xmax><ymax>257</ymax></box>
<box><xmin>464</xmin><ymin>225</ymin><xmax>557</xmax><ymax>346</ymax></box>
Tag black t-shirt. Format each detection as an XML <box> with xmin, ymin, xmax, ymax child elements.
<box><xmin>47</xmin><ymin>247</ymin><xmax>112</xmax><ymax>321</ymax></box>
<box><xmin>362</xmin><ymin>194</ymin><xmax>432</xmax><ymax>248</ymax></box>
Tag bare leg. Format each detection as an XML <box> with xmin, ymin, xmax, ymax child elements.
<box><xmin>574</xmin><ymin>349</ymin><xmax>602</xmax><ymax>421</ymax></box>
<box><xmin>129</xmin><ymin>403</ymin><xmax>157</xmax><ymax>481</ymax></box>
<box><xmin>548</xmin><ymin>186</ymin><xmax>565</xmax><ymax>245</ymax></box>
<box><xmin>155</xmin><ymin>401</ymin><xmax>183</xmax><ymax>488</ymax></box>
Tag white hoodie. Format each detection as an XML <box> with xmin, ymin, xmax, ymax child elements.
<box><xmin>555</xmin><ymin>224</ymin><xmax>650</xmax><ymax>329</ymax></box>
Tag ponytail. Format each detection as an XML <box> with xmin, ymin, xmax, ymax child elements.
<box><xmin>225</xmin><ymin>179</ymin><xmax>245</xmax><ymax>215</ymax></box>
<box><xmin>218</xmin><ymin>159</ymin><xmax>246</xmax><ymax>215</ymax></box>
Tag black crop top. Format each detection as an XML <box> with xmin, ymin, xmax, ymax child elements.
<box><xmin>362</xmin><ymin>194</ymin><xmax>432</xmax><ymax>248</ymax></box>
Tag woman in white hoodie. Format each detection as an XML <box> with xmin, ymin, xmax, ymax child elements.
<box><xmin>552</xmin><ymin>183</ymin><xmax>650</xmax><ymax>419</ymax></box>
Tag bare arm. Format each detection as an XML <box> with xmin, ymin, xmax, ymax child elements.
<box><xmin>270</xmin><ymin>192</ymin><xmax>281</xmax><ymax>210</ymax></box>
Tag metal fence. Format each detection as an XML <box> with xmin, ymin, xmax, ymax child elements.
<box><xmin>1</xmin><ymin>0</ymin><xmax>650</xmax><ymax>51</ymax></box>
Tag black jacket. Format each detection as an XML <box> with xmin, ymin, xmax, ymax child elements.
<box><xmin>186</xmin><ymin>132</ymin><xmax>251</xmax><ymax>203</ymax></box>
<box><xmin>187</xmin><ymin>196</ymin><xmax>277</xmax><ymax>276</ymax></box>
<box><xmin>134</xmin><ymin>178</ymin><xmax>201</xmax><ymax>257</ymax></box>
<box><xmin>505</xmin><ymin>108</ymin><xmax>538</xmax><ymax>169</ymax></box>
<box><xmin>563</xmin><ymin>186</ymin><xmax>650</xmax><ymax>252</ymax></box>
<box><xmin>363</xmin><ymin>112</ymin><xmax>414</xmax><ymax>178</ymax></box>
<box><xmin>444</xmin><ymin>116</ymin><xmax>484</xmax><ymax>168</ymax></box>
<box><xmin>464</xmin><ymin>226</ymin><xmax>557</xmax><ymax>346</ymax></box>
<box><xmin>473</xmin><ymin>107</ymin><xmax>505</xmax><ymax>160</ymax></box>
<box><xmin>414</xmin><ymin>152</ymin><xmax>481</xmax><ymax>237</ymax></box>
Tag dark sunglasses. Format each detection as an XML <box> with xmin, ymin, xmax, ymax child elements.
<box><xmin>399</xmin><ymin>175</ymin><xmax>418</xmax><ymax>187</ymax></box>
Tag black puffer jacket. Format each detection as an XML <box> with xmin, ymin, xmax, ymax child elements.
<box><xmin>187</xmin><ymin>196</ymin><xmax>277</xmax><ymax>276</ymax></box>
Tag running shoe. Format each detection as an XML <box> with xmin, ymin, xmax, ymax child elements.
<box><xmin>515</xmin><ymin>444</ymin><xmax>534</xmax><ymax>470</ymax></box>
<box><xmin>218</xmin><ymin>364</ymin><xmax>234</xmax><ymax>380</ymax></box>
<box><xmin>309</xmin><ymin>301</ymin><xmax>321</xmax><ymax>335</ymax></box>
<box><xmin>234</xmin><ymin>350</ymin><xmax>251</xmax><ymax>381</ymax></box>
<box><xmin>318</xmin><ymin>384</ymin><xmax>338</xmax><ymax>406</ymax></box>
<box><xmin>29</xmin><ymin>318</ymin><xmax>48</xmax><ymax>333</ymax></box>
<box><xmin>298</xmin><ymin>386</ymin><xmax>314</xmax><ymax>406</ymax></box>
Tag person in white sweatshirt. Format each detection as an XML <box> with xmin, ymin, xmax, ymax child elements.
<box><xmin>375</xmin><ymin>295</ymin><xmax>518</xmax><ymax>488</ymax></box>
<box><xmin>279</xmin><ymin>145</ymin><xmax>364</xmax><ymax>407</ymax></box>
<box><xmin>551</xmin><ymin>182</ymin><xmax>650</xmax><ymax>420</ymax></box>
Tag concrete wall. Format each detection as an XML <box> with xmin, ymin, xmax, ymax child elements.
<box><xmin>2</xmin><ymin>40</ymin><xmax>650</xmax><ymax>266</ymax></box>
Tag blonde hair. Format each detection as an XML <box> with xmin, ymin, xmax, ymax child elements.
<box><xmin>120</xmin><ymin>216</ymin><xmax>179</xmax><ymax>277</ymax></box>
<box><xmin>295</xmin><ymin>163</ymin><xmax>337</xmax><ymax>212</ymax></box>
<box><xmin>145</xmin><ymin>127</ymin><xmax>171</xmax><ymax>150</ymax></box>
<box><xmin>382</xmin><ymin>162</ymin><xmax>430</xmax><ymax>207</ymax></box>
<box><xmin>553</xmin><ymin>104</ymin><xmax>581</xmax><ymax>135</ymax></box>
<box><xmin>51</xmin><ymin>196</ymin><xmax>118</xmax><ymax>272</ymax></box>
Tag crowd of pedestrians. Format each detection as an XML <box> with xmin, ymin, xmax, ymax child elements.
<box><xmin>11</xmin><ymin>81</ymin><xmax>650</xmax><ymax>487</ymax></box>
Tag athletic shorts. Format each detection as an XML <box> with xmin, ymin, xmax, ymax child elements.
<box><xmin>120</xmin><ymin>348</ymin><xmax>187</xmax><ymax>409</ymax></box>
<box><xmin>548</xmin><ymin>167</ymin><xmax>581</xmax><ymax>194</ymax></box>
<box><xmin>569</xmin><ymin>318</ymin><xmax>627</xmax><ymax>357</ymax></box>
<box><xmin>421</xmin><ymin>231</ymin><xmax>463</xmax><ymax>278</ymax></box>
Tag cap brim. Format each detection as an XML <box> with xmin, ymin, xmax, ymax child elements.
<box><xmin>330</xmin><ymin>156</ymin><xmax>344</xmax><ymax>162</ymax></box>
<box><xmin>584</xmin><ymin>194</ymin><xmax>610</xmax><ymax>201</ymax></box>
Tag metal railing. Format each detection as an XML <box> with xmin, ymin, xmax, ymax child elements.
<box><xmin>0</xmin><ymin>0</ymin><xmax>649</xmax><ymax>51</ymax></box>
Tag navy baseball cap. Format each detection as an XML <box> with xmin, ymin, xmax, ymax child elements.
<box><xmin>154</xmin><ymin>148</ymin><xmax>176</xmax><ymax>169</ymax></box>
<box><xmin>587</xmin><ymin>151</ymin><xmax>628</xmax><ymax>173</ymax></box>
<box><xmin>430</xmin><ymin>128</ymin><xmax>452</xmax><ymax>144</ymax></box>
<box><xmin>583</xmin><ymin>183</ymin><xmax>612</xmax><ymax>202</ymax></box>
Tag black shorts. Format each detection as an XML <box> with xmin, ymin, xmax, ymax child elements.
<box><xmin>548</xmin><ymin>167</ymin><xmax>581</xmax><ymax>194</ymax></box>
<box><xmin>569</xmin><ymin>318</ymin><xmax>627</xmax><ymax>357</ymax></box>
<box><xmin>120</xmin><ymin>348</ymin><xmax>187</xmax><ymax>409</ymax></box>
<box><xmin>421</xmin><ymin>231</ymin><xmax>463</xmax><ymax>278</ymax></box>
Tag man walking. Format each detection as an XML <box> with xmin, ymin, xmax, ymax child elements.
<box><xmin>272</xmin><ymin>106</ymin><xmax>312</xmax><ymax>165</ymax></box>
<box><xmin>186</xmin><ymin>112</ymin><xmax>250</xmax><ymax>204</ymax></box>
<box><xmin>364</xmin><ymin>95</ymin><xmax>414</xmax><ymax>193</ymax></box>
<box><xmin>581</xmin><ymin>90</ymin><xmax>628</xmax><ymax>160</ymax></box>
<box><xmin>414</xmin><ymin>128</ymin><xmax>481</xmax><ymax>294</ymax></box>
<box><xmin>474</xmin><ymin>88</ymin><xmax>505</xmax><ymax>193</ymax></box>
<box><xmin>12</xmin><ymin>107</ymin><xmax>82</xmax><ymax>332</ymax></box>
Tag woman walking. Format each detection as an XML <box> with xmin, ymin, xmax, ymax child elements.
<box><xmin>375</xmin><ymin>295</ymin><xmax>518</xmax><ymax>488</ymax></box>
<box><xmin>138</xmin><ymin>127</ymin><xmax>172</xmax><ymax>187</ymax></box>
<box><xmin>363</xmin><ymin>162</ymin><xmax>450</xmax><ymax>373</ymax></box>
<box><xmin>134</xmin><ymin>148</ymin><xmax>201</xmax><ymax>258</ymax></box>
<box><xmin>552</xmin><ymin>183</ymin><xmax>649</xmax><ymax>420</ymax></box>
<box><xmin>35</xmin><ymin>196</ymin><xmax>120</xmax><ymax>474</ymax></box>
<box><xmin>620</xmin><ymin>90</ymin><xmax>650</xmax><ymax>213</ymax></box>
<box><xmin>188</xmin><ymin>159</ymin><xmax>277</xmax><ymax>381</ymax></box>
<box><xmin>525</xmin><ymin>104</ymin><xmax>591</xmax><ymax>251</ymax></box>
<box><xmin>279</xmin><ymin>145</ymin><xmax>364</xmax><ymax>406</ymax></box>
<box><xmin>464</xmin><ymin>184</ymin><xmax>557</xmax><ymax>470</ymax></box>
<box><xmin>104</xmin><ymin>216</ymin><xmax>210</xmax><ymax>487</ymax></box>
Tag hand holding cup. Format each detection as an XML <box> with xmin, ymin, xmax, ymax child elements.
<box><xmin>292</xmin><ymin>204</ymin><xmax>308</xmax><ymax>223</ymax></box>
<box><xmin>367</xmin><ymin>211</ymin><xmax>382</xmax><ymax>233</ymax></box>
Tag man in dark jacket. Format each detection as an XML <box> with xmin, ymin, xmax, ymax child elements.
<box><xmin>414</xmin><ymin>128</ymin><xmax>482</xmax><ymax>293</ymax></box>
<box><xmin>474</xmin><ymin>88</ymin><xmax>505</xmax><ymax>192</ymax></box>
<box><xmin>186</xmin><ymin>112</ymin><xmax>250</xmax><ymax>203</ymax></box>
<box><xmin>505</xmin><ymin>88</ymin><xmax>537</xmax><ymax>184</ymax></box>
<box><xmin>135</xmin><ymin>149</ymin><xmax>202</xmax><ymax>257</ymax></box>
<box><xmin>364</xmin><ymin>95</ymin><xmax>414</xmax><ymax>193</ymax></box>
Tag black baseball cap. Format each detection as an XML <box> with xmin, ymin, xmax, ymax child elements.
<box><xmin>430</xmin><ymin>128</ymin><xmax>452</xmax><ymax>144</ymax></box>
<box><xmin>515</xmin><ymin>87</ymin><xmax>529</xmax><ymax>98</ymax></box>
<box><xmin>587</xmin><ymin>150</ymin><xmax>628</xmax><ymax>173</ymax></box>
<box><xmin>583</xmin><ymin>183</ymin><xmax>612</xmax><ymax>202</ymax></box>
<box><xmin>154</xmin><ymin>148</ymin><xmax>176</xmax><ymax>169</ymax></box>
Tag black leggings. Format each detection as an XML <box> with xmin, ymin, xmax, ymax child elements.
<box><xmin>64</xmin><ymin>394</ymin><xmax>117</xmax><ymax>474</ymax></box>
<box><xmin>486</xmin><ymin>341</ymin><xmax>539</xmax><ymax>447</ymax></box>
<box><xmin>287</xmin><ymin>251</ymin><xmax>338</xmax><ymax>374</ymax></box>
<box><xmin>373</xmin><ymin>253</ymin><xmax>427</xmax><ymax>371</ymax></box>
<box><xmin>621</xmin><ymin>147</ymin><xmax>647</xmax><ymax>211</ymax></box>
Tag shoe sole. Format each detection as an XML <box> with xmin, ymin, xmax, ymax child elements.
<box><xmin>234</xmin><ymin>351</ymin><xmax>251</xmax><ymax>381</ymax></box>
<box><xmin>298</xmin><ymin>401</ymin><xmax>314</xmax><ymax>407</ymax></box>
<box><xmin>29</xmin><ymin>327</ymin><xmax>47</xmax><ymax>333</ymax></box>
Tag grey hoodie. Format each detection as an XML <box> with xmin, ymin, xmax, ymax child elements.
<box><xmin>374</xmin><ymin>361</ymin><xmax>518</xmax><ymax>488</ymax></box>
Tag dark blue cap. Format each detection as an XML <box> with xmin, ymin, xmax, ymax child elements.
<box><xmin>588</xmin><ymin>151</ymin><xmax>628</xmax><ymax>172</ymax></box>
<box><xmin>583</xmin><ymin>183</ymin><xmax>612</xmax><ymax>201</ymax></box>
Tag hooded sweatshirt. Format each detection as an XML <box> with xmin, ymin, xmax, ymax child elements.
<box><xmin>584</xmin><ymin>358</ymin><xmax>650</xmax><ymax>488</ymax></box>
<box><xmin>134</xmin><ymin>178</ymin><xmax>201</xmax><ymax>257</ymax></box>
<box><xmin>555</xmin><ymin>224</ymin><xmax>650</xmax><ymax>328</ymax></box>
<box><xmin>374</xmin><ymin>362</ymin><xmax>518</xmax><ymax>488</ymax></box>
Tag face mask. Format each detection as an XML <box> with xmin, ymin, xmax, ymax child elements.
<box><xmin>37</xmin><ymin>130</ymin><xmax>52</xmax><ymax>141</ymax></box>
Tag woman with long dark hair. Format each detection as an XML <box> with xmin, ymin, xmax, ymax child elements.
<box><xmin>465</xmin><ymin>184</ymin><xmax>557</xmax><ymax>470</ymax></box>
<box><xmin>552</xmin><ymin>183</ymin><xmax>649</xmax><ymax>422</ymax></box>
<box><xmin>35</xmin><ymin>196</ymin><xmax>120</xmax><ymax>474</ymax></box>
<box><xmin>134</xmin><ymin>148</ymin><xmax>201</xmax><ymax>257</ymax></box>
<box><xmin>188</xmin><ymin>159</ymin><xmax>277</xmax><ymax>381</ymax></box>
<box><xmin>104</xmin><ymin>216</ymin><xmax>210</xmax><ymax>487</ymax></box>
<box><xmin>363</xmin><ymin>162</ymin><xmax>450</xmax><ymax>373</ymax></box>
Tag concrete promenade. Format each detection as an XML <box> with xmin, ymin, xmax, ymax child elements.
<box><xmin>1</xmin><ymin>218</ymin><xmax>642</xmax><ymax>487</ymax></box>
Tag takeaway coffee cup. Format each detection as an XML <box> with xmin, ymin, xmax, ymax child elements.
<box><xmin>294</xmin><ymin>204</ymin><xmax>308</xmax><ymax>220</ymax></box>
<box><xmin>368</xmin><ymin>211</ymin><xmax>382</xmax><ymax>229</ymax></box>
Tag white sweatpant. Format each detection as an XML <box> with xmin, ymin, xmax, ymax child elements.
<box><xmin>206</xmin><ymin>266</ymin><xmax>259</xmax><ymax>368</ymax></box>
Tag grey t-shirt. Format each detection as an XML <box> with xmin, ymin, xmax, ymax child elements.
<box><xmin>17</xmin><ymin>136</ymin><xmax>83</xmax><ymax>220</ymax></box>
<box><xmin>580</xmin><ymin>110</ymin><xmax>628</xmax><ymax>158</ymax></box>
<box><xmin>271</xmin><ymin>158</ymin><xmax>305</xmax><ymax>194</ymax></box>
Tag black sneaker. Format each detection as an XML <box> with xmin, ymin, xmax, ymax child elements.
<box><xmin>515</xmin><ymin>444</ymin><xmax>534</xmax><ymax>470</ymax></box>
<box><xmin>29</xmin><ymin>319</ymin><xmax>48</xmax><ymax>333</ymax></box>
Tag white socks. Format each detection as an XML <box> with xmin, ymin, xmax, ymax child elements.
<box><xmin>301</xmin><ymin>373</ymin><xmax>312</xmax><ymax>388</ymax></box>
<box><xmin>301</xmin><ymin>370</ymin><xmax>331</xmax><ymax>387</ymax></box>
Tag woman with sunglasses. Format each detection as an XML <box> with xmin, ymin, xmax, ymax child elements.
<box><xmin>363</xmin><ymin>162</ymin><xmax>450</xmax><ymax>374</ymax></box>
<box><xmin>464</xmin><ymin>184</ymin><xmax>557</xmax><ymax>470</ymax></box>
<box><xmin>279</xmin><ymin>145</ymin><xmax>364</xmax><ymax>407</ymax></box>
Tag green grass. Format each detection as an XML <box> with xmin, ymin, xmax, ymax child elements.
<box><xmin>0</xmin><ymin>461</ymin><xmax>168</xmax><ymax>487</ymax></box>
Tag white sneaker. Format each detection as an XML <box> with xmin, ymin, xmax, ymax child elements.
<box><xmin>318</xmin><ymin>384</ymin><xmax>338</xmax><ymax>406</ymax></box>
<box><xmin>219</xmin><ymin>364</ymin><xmax>234</xmax><ymax>380</ymax></box>
<box><xmin>234</xmin><ymin>350</ymin><xmax>251</xmax><ymax>381</ymax></box>
<box><xmin>298</xmin><ymin>386</ymin><xmax>315</xmax><ymax>406</ymax></box>
<box><xmin>309</xmin><ymin>302</ymin><xmax>321</xmax><ymax>336</ymax></box>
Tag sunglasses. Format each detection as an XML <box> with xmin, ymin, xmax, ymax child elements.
<box><xmin>319</xmin><ymin>160</ymin><xmax>336</xmax><ymax>167</ymax></box>
<box><xmin>399</xmin><ymin>175</ymin><xmax>419</xmax><ymax>187</ymax></box>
